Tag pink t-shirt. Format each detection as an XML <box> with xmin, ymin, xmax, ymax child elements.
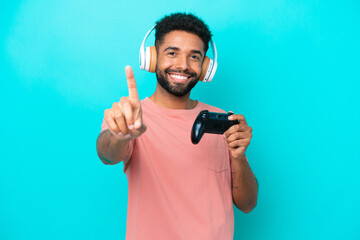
<box><xmin>101</xmin><ymin>97</ymin><xmax>234</xmax><ymax>240</ymax></box>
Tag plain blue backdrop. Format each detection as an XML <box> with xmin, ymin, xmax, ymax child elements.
<box><xmin>1</xmin><ymin>0</ymin><xmax>359</xmax><ymax>239</ymax></box>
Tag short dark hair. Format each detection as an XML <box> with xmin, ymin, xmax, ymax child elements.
<box><xmin>155</xmin><ymin>13</ymin><xmax>212</xmax><ymax>53</ymax></box>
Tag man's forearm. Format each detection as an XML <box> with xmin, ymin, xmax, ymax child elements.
<box><xmin>231</xmin><ymin>155</ymin><xmax>258</xmax><ymax>213</ymax></box>
<box><xmin>96</xmin><ymin>130</ymin><xmax>131</xmax><ymax>165</ymax></box>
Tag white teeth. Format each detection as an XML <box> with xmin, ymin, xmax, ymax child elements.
<box><xmin>170</xmin><ymin>74</ymin><xmax>188</xmax><ymax>80</ymax></box>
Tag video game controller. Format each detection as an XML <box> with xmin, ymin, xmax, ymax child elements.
<box><xmin>191</xmin><ymin>110</ymin><xmax>239</xmax><ymax>144</ymax></box>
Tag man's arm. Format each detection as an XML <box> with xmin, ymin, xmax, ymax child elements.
<box><xmin>223</xmin><ymin>113</ymin><xmax>258</xmax><ymax>213</ymax></box>
<box><xmin>231</xmin><ymin>155</ymin><xmax>258</xmax><ymax>213</ymax></box>
<box><xmin>96</xmin><ymin>130</ymin><xmax>132</xmax><ymax>165</ymax></box>
<box><xmin>96</xmin><ymin>66</ymin><xmax>146</xmax><ymax>165</ymax></box>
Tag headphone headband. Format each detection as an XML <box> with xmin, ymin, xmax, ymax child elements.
<box><xmin>139</xmin><ymin>25</ymin><xmax>156</xmax><ymax>70</ymax></box>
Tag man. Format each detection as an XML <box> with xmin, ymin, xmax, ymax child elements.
<box><xmin>96</xmin><ymin>13</ymin><xmax>258</xmax><ymax>240</ymax></box>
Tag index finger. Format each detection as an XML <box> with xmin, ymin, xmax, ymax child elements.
<box><xmin>125</xmin><ymin>65</ymin><xmax>139</xmax><ymax>101</ymax></box>
<box><xmin>228</xmin><ymin>113</ymin><xmax>246</xmax><ymax>123</ymax></box>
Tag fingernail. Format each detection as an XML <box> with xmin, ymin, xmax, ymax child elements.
<box><xmin>124</xmin><ymin>134</ymin><xmax>131</xmax><ymax>138</ymax></box>
<box><xmin>134</xmin><ymin>120</ymin><xmax>141</xmax><ymax>129</ymax></box>
<box><xmin>117</xmin><ymin>132</ymin><xmax>123</xmax><ymax>135</ymax></box>
<box><xmin>128</xmin><ymin>125</ymin><xmax>134</xmax><ymax>130</ymax></box>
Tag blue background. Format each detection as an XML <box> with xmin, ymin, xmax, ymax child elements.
<box><xmin>1</xmin><ymin>0</ymin><xmax>359</xmax><ymax>239</ymax></box>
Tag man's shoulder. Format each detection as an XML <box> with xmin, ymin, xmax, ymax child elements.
<box><xmin>198</xmin><ymin>101</ymin><xmax>227</xmax><ymax>113</ymax></box>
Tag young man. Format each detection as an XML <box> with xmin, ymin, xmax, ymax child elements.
<box><xmin>96</xmin><ymin>13</ymin><xmax>258</xmax><ymax>240</ymax></box>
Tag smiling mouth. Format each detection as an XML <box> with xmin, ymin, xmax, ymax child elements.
<box><xmin>168</xmin><ymin>73</ymin><xmax>190</xmax><ymax>83</ymax></box>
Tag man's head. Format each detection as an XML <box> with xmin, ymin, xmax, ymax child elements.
<box><xmin>155</xmin><ymin>13</ymin><xmax>212</xmax><ymax>54</ymax></box>
<box><xmin>154</xmin><ymin>13</ymin><xmax>212</xmax><ymax>97</ymax></box>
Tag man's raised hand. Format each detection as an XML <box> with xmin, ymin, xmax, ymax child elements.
<box><xmin>104</xmin><ymin>66</ymin><xmax>146</xmax><ymax>139</ymax></box>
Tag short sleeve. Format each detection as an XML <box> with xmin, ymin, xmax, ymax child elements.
<box><xmin>123</xmin><ymin>140</ymin><xmax>134</xmax><ymax>172</ymax></box>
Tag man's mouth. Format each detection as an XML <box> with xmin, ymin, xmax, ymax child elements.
<box><xmin>168</xmin><ymin>73</ymin><xmax>190</xmax><ymax>83</ymax></box>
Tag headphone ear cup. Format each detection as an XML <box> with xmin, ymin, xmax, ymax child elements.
<box><xmin>149</xmin><ymin>46</ymin><xmax>157</xmax><ymax>73</ymax></box>
<box><xmin>199</xmin><ymin>56</ymin><xmax>210</xmax><ymax>81</ymax></box>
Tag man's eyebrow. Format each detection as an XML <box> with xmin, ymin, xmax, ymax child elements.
<box><xmin>191</xmin><ymin>50</ymin><xmax>203</xmax><ymax>57</ymax></box>
<box><xmin>163</xmin><ymin>46</ymin><xmax>180</xmax><ymax>52</ymax></box>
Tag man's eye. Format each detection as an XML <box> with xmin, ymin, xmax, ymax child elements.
<box><xmin>191</xmin><ymin>55</ymin><xmax>200</xmax><ymax>60</ymax></box>
<box><xmin>168</xmin><ymin>52</ymin><xmax>176</xmax><ymax>56</ymax></box>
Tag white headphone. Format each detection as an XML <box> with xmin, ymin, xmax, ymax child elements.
<box><xmin>139</xmin><ymin>25</ymin><xmax>218</xmax><ymax>82</ymax></box>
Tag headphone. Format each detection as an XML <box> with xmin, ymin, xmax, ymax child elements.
<box><xmin>139</xmin><ymin>25</ymin><xmax>218</xmax><ymax>83</ymax></box>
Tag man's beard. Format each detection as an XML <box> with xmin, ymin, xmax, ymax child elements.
<box><xmin>156</xmin><ymin>68</ymin><xmax>199</xmax><ymax>97</ymax></box>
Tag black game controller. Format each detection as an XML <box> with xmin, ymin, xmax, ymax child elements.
<box><xmin>191</xmin><ymin>110</ymin><xmax>239</xmax><ymax>144</ymax></box>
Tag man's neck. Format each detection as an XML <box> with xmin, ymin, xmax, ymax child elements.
<box><xmin>149</xmin><ymin>84</ymin><xmax>197</xmax><ymax>110</ymax></box>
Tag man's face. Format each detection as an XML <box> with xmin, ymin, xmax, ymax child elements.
<box><xmin>155</xmin><ymin>30</ymin><xmax>205</xmax><ymax>97</ymax></box>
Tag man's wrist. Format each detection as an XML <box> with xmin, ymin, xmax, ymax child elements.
<box><xmin>105</xmin><ymin>130</ymin><xmax>133</xmax><ymax>145</ymax></box>
<box><xmin>233</xmin><ymin>153</ymin><xmax>247</xmax><ymax>163</ymax></box>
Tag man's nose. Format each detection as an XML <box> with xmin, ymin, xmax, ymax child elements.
<box><xmin>174</xmin><ymin>54</ymin><xmax>189</xmax><ymax>70</ymax></box>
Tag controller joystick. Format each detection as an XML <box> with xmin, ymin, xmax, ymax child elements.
<box><xmin>191</xmin><ymin>110</ymin><xmax>239</xmax><ymax>144</ymax></box>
